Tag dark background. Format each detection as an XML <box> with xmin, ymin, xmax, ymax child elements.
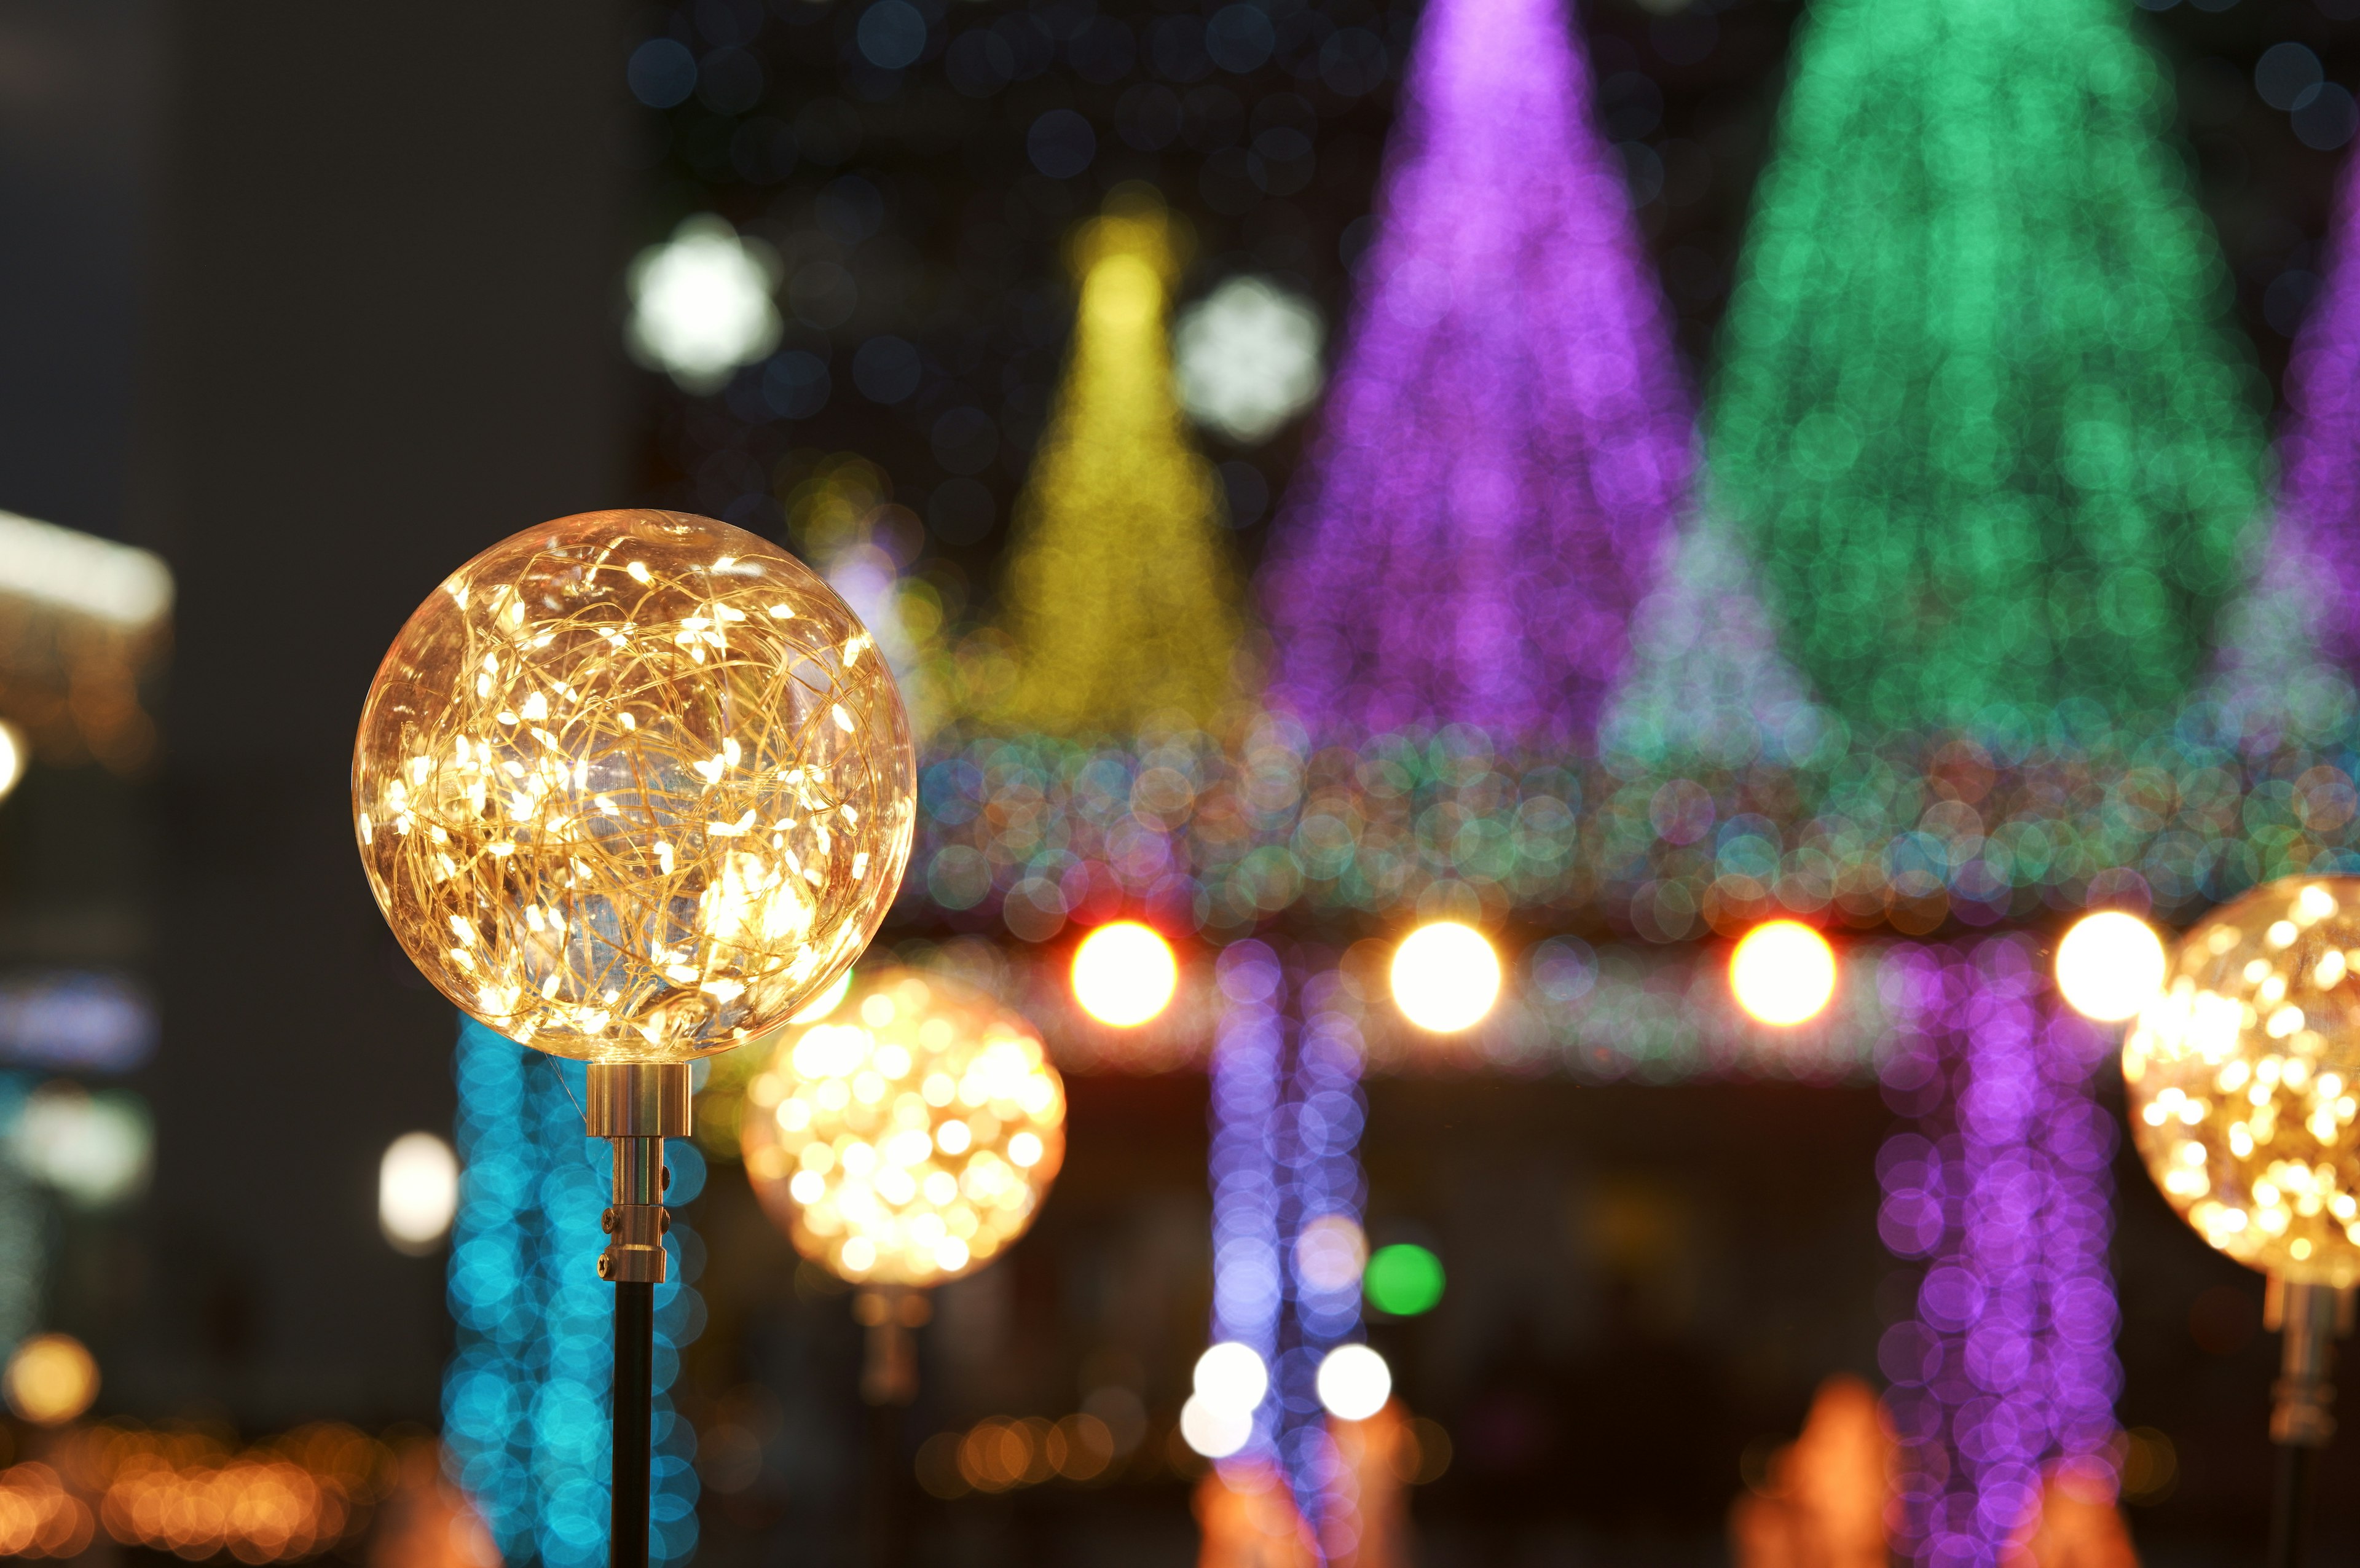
<box><xmin>0</xmin><ymin>0</ymin><xmax>2354</xmax><ymax>1560</ymax></box>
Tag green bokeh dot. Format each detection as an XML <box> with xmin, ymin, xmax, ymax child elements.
<box><xmin>1364</xmin><ymin>1244</ymin><xmax>1446</xmax><ymax>1317</ymax></box>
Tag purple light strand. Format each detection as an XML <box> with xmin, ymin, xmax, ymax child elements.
<box><xmin>1261</xmin><ymin>0</ymin><xmax>1691</xmax><ymax>744</ymax></box>
<box><xmin>1874</xmin><ymin>941</ymin><xmax>2121</xmax><ymax>1567</ymax></box>
<box><xmin>2279</xmin><ymin>150</ymin><xmax>2360</xmax><ymax>667</ymax></box>
<box><xmin>1284</xmin><ymin>971</ymin><xmax>1369</xmax><ymax>1554</ymax></box>
<box><xmin>1210</xmin><ymin>941</ymin><xmax>1288</xmax><ymax>1472</ymax></box>
<box><xmin>1206</xmin><ymin>947</ymin><xmax>1371</xmax><ymax>1561</ymax></box>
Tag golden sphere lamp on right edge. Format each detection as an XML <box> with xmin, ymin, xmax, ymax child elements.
<box><xmin>2123</xmin><ymin>876</ymin><xmax>2360</xmax><ymax>1568</ymax></box>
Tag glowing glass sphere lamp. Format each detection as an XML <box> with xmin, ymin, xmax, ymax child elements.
<box><xmin>2123</xmin><ymin>877</ymin><xmax>2360</xmax><ymax>1567</ymax></box>
<box><xmin>1729</xmin><ymin>921</ymin><xmax>1837</xmax><ymax>1027</ymax></box>
<box><xmin>1390</xmin><ymin>922</ymin><xmax>1501</xmax><ymax>1032</ymax></box>
<box><xmin>1071</xmin><ymin>921</ymin><xmax>1179</xmax><ymax>1027</ymax></box>
<box><xmin>2056</xmin><ymin>910</ymin><xmax>2166</xmax><ymax>1022</ymax></box>
<box><xmin>355</xmin><ymin>510</ymin><xmax>914</xmax><ymax>1568</ymax></box>
<box><xmin>741</xmin><ymin>965</ymin><xmax>1065</xmax><ymax>1402</ymax></box>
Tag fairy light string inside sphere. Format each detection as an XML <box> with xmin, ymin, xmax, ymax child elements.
<box><xmin>353</xmin><ymin>510</ymin><xmax>916</xmax><ymax>1060</ymax></box>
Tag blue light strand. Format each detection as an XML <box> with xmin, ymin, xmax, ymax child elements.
<box><xmin>1208</xmin><ymin>942</ymin><xmax>1287</xmax><ymax>1470</ymax></box>
<box><xmin>1205</xmin><ymin>947</ymin><xmax>1371</xmax><ymax>1559</ymax></box>
<box><xmin>443</xmin><ymin>1019</ymin><xmax>706</xmax><ymax>1568</ymax></box>
<box><xmin>1283</xmin><ymin>970</ymin><xmax>1369</xmax><ymax>1556</ymax></box>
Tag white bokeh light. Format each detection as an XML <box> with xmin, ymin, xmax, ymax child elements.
<box><xmin>1072</xmin><ymin>921</ymin><xmax>1179</xmax><ymax>1027</ymax></box>
<box><xmin>1315</xmin><ymin>1343</ymin><xmax>1392</xmax><ymax>1421</ymax></box>
<box><xmin>1173</xmin><ymin>275</ymin><xmax>1325</xmax><ymax>444</ymax></box>
<box><xmin>1179</xmin><ymin>1394</ymin><xmax>1254</xmax><ymax>1459</ymax></box>
<box><xmin>2056</xmin><ymin>910</ymin><xmax>2166</xmax><ymax>1023</ymax></box>
<box><xmin>1729</xmin><ymin>920</ymin><xmax>1839</xmax><ymax>1027</ymax></box>
<box><xmin>379</xmin><ymin>1131</ymin><xmax>461</xmax><ymax>1255</ymax></box>
<box><xmin>1390</xmin><ymin>922</ymin><xmax>1502</xmax><ymax>1032</ymax></box>
<box><xmin>1192</xmin><ymin>1341</ymin><xmax>1270</xmax><ymax>1412</ymax></box>
<box><xmin>1293</xmin><ymin>1213</ymin><xmax>1368</xmax><ymax>1293</ymax></box>
<box><xmin>627</xmin><ymin>216</ymin><xmax>783</xmax><ymax>393</ymax></box>
<box><xmin>11</xmin><ymin>1084</ymin><xmax>149</xmax><ymax>1207</ymax></box>
<box><xmin>0</xmin><ymin>721</ymin><xmax>24</xmax><ymax>809</ymax></box>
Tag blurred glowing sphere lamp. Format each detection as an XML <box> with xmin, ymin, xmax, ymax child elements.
<box><xmin>2122</xmin><ymin>876</ymin><xmax>2360</xmax><ymax>1566</ymax></box>
<box><xmin>1390</xmin><ymin>922</ymin><xmax>1501</xmax><ymax>1032</ymax></box>
<box><xmin>1173</xmin><ymin>274</ymin><xmax>1325</xmax><ymax>444</ymax></box>
<box><xmin>741</xmin><ymin>965</ymin><xmax>1064</xmax><ymax>1404</ymax></box>
<box><xmin>379</xmin><ymin>1132</ymin><xmax>460</xmax><ymax>1255</ymax></box>
<box><xmin>1729</xmin><ymin>920</ymin><xmax>1838</xmax><ymax>1027</ymax></box>
<box><xmin>1071</xmin><ymin>921</ymin><xmax>1178</xmax><ymax>1027</ymax></box>
<box><xmin>1315</xmin><ymin>1343</ymin><xmax>1393</xmax><ymax>1422</ymax></box>
<box><xmin>4</xmin><ymin>1333</ymin><xmax>96</xmax><ymax>1426</ymax></box>
<box><xmin>627</xmin><ymin>215</ymin><xmax>783</xmax><ymax>393</ymax></box>
<box><xmin>2056</xmin><ymin>909</ymin><xmax>2168</xmax><ymax>1022</ymax></box>
<box><xmin>1364</xmin><ymin>1243</ymin><xmax>1446</xmax><ymax>1317</ymax></box>
<box><xmin>354</xmin><ymin>509</ymin><xmax>913</xmax><ymax>1568</ymax></box>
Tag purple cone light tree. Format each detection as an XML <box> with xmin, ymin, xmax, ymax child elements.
<box><xmin>2275</xmin><ymin>154</ymin><xmax>2360</xmax><ymax>671</ymax></box>
<box><xmin>1261</xmin><ymin>0</ymin><xmax>1691</xmax><ymax>744</ymax></box>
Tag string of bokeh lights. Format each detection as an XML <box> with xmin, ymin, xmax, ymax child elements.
<box><xmin>442</xmin><ymin>1022</ymin><xmax>704</xmax><ymax>1568</ymax></box>
<box><xmin>912</xmin><ymin>683</ymin><xmax>2360</xmax><ymax>945</ymax></box>
<box><xmin>1260</xmin><ymin>0</ymin><xmax>1687</xmax><ymax>745</ymax></box>
<box><xmin>1190</xmin><ymin>943</ymin><xmax>1383</xmax><ymax>1554</ymax></box>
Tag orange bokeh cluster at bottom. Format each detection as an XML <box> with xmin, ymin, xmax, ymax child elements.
<box><xmin>1195</xmin><ymin>1401</ymin><xmax>1425</xmax><ymax>1568</ymax></box>
<box><xmin>0</xmin><ymin>1464</ymin><xmax>92</xmax><ymax>1559</ymax></box>
<box><xmin>1731</xmin><ymin>1376</ymin><xmax>2142</xmax><ymax>1568</ymax></box>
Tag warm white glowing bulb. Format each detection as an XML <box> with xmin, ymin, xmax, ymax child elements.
<box><xmin>1390</xmin><ymin>922</ymin><xmax>1501</xmax><ymax>1032</ymax></box>
<box><xmin>1315</xmin><ymin>1343</ymin><xmax>1391</xmax><ymax>1421</ymax></box>
<box><xmin>0</xmin><ymin>720</ymin><xmax>24</xmax><ymax>807</ymax></box>
<box><xmin>1730</xmin><ymin>920</ymin><xmax>1838</xmax><ymax>1027</ymax></box>
<box><xmin>379</xmin><ymin>1131</ymin><xmax>460</xmax><ymax>1254</ymax></box>
<box><xmin>1179</xmin><ymin>1395</ymin><xmax>1254</xmax><ymax>1459</ymax></box>
<box><xmin>1071</xmin><ymin>922</ymin><xmax>1179</xmax><ymax>1027</ymax></box>
<box><xmin>1192</xmin><ymin>1341</ymin><xmax>1270</xmax><ymax>1413</ymax></box>
<box><xmin>2056</xmin><ymin>910</ymin><xmax>2167</xmax><ymax>1022</ymax></box>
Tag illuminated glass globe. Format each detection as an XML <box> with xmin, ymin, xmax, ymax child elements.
<box><xmin>354</xmin><ymin>510</ymin><xmax>915</xmax><ymax>1061</ymax></box>
<box><xmin>741</xmin><ymin>966</ymin><xmax>1066</xmax><ymax>1287</ymax></box>
<box><xmin>2125</xmin><ymin>876</ymin><xmax>2360</xmax><ymax>1285</ymax></box>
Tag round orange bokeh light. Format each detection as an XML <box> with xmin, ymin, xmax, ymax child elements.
<box><xmin>1729</xmin><ymin>920</ymin><xmax>1838</xmax><ymax>1027</ymax></box>
<box><xmin>1071</xmin><ymin>922</ymin><xmax>1179</xmax><ymax>1027</ymax></box>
